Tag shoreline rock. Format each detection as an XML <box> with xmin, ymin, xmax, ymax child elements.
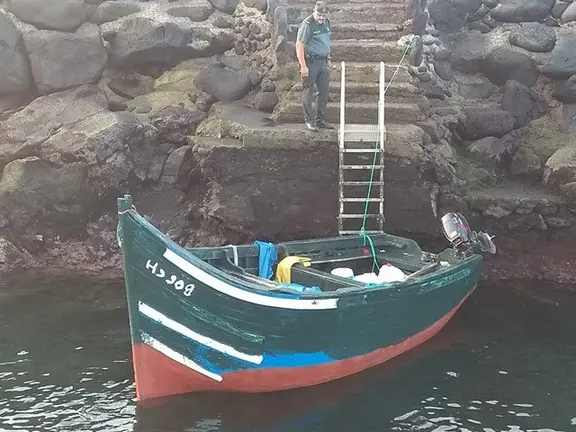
<box><xmin>1</xmin><ymin>0</ymin><xmax>576</xmax><ymax>286</ymax></box>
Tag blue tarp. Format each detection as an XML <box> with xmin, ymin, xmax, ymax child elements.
<box><xmin>254</xmin><ymin>240</ymin><xmax>277</xmax><ymax>280</ymax></box>
<box><xmin>277</xmin><ymin>282</ymin><xmax>322</xmax><ymax>293</ymax></box>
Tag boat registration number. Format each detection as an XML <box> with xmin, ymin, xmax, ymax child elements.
<box><xmin>145</xmin><ymin>259</ymin><xmax>196</xmax><ymax>296</ymax></box>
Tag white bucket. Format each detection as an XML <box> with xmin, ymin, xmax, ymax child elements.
<box><xmin>331</xmin><ymin>267</ymin><xmax>354</xmax><ymax>278</ymax></box>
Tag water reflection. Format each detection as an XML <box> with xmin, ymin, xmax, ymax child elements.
<box><xmin>0</xmin><ymin>271</ymin><xmax>575</xmax><ymax>432</ymax></box>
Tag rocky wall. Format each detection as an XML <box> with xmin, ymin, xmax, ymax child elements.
<box><xmin>395</xmin><ymin>0</ymin><xmax>576</xmax><ymax>271</ymax></box>
<box><xmin>0</xmin><ymin>0</ymin><xmax>575</xmax><ymax>285</ymax></box>
<box><xmin>0</xmin><ymin>0</ymin><xmax>288</xmax><ymax>271</ymax></box>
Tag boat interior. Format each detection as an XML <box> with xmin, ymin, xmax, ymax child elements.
<box><xmin>186</xmin><ymin>234</ymin><xmax>461</xmax><ymax>294</ymax></box>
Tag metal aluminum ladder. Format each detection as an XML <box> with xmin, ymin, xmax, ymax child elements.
<box><xmin>337</xmin><ymin>61</ymin><xmax>387</xmax><ymax>236</ymax></box>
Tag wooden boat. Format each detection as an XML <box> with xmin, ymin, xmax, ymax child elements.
<box><xmin>116</xmin><ymin>194</ymin><xmax>496</xmax><ymax>403</ymax></box>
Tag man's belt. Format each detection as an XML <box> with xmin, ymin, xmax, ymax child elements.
<box><xmin>306</xmin><ymin>54</ymin><xmax>330</xmax><ymax>60</ymax></box>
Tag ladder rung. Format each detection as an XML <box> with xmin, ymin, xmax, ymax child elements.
<box><xmin>339</xmin><ymin>230</ymin><xmax>384</xmax><ymax>234</ymax></box>
<box><xmin>340</xmin><ymin>198</ymin><xmax>383</xmax><ymax>202</ymax></box>
<box><xmin>341</xmin><ymin>165</ymin><xmax>385</xmax><ymax>169</ymax></box>
<box><xmin>340</xmin><ymin>148</ymin><xmax>382</xmax><ymax>153</ymax></box>
<box><xmin>338</xmin><ymin>214</ymin><xmax>382</xmax><ymax>218</ymax></box>
<box><xmin>341</xmin><ymin>181</ymin><xmax>385</xmax><ymax>186</ymax></box>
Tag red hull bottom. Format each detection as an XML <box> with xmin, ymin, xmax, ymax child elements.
<box><xmin>132</xmin><ymin>290</ymin><xmax>474</xmax><ymax>402</ymax></box>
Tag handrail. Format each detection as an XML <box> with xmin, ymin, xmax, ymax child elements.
<box><xmin>378</xmin><ymin>61</ymin><xmax>385</xmax><ymax>149</ymax></box>
<box><xmin>339</xmin><ymin>61</ymin><xmax>345</xmax><ymax>149</ymax></box>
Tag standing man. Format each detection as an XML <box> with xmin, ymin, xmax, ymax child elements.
<box><xmin>296</xmin><ymin>1</ymin><xmax>334</xmax><ymax>131</ymax></box>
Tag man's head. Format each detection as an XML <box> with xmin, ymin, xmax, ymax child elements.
<box><xmin>313</xmin><ymin>1</ymin><xmax>328</xmax><ymax>23</ymax></box>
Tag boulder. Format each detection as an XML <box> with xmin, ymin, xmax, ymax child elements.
<box><xmin>0</xmin><ymin>11</ymin><xmax>32</xmax><ymax>95</ymax></box>
<box><xmin>165</xmin><ymin>1</ymin><xmax>214</xmax><ymax>22</ymax></box>
<box><xmin>552</xmin><ymin>75</ymin><xmax>576</xmax><ymax>104</ymax></box>
<box><xmin>40</xmin><ymin>110</ymin><xmax>160</xmax><ymax>188</ymax></box>
<box><xmin>125</xmin><ymin>89</ymin><xmax>207</xmax><ymax>143</ymax></box>
<box><xmin>107</xmin><ymin>73</ymin><xmax>155</xmax><ymax>100</ymax></box>
<box><xmin>151</xmin><ymin>106</ymin><xmax>207</xmax><ymax>145</ymax></box>
<box><xmin>254</xmin><ymin>91</ymin><xmax>279</xmax><ymax>112</ymax></box>
<box><xmin>0</xmin><ymin>156</ymin><xmax>89</xmax><ymax>233</ymax></box>
<box><xmin>551</xmin><ymin>1</ymin><xmax>570</xmax><ymax>19</ymax></box>
<box><xmin>0</xmin><ymin>85</ymin><xmax>109</xmax><ymax>168</ymax></box>
<box><xmin>41</xmin><ymin>111</ymin><xmax>143</xmax><ymax>165</ymax></box>
<box><xmin>194</xmin><ymin>65</ymin><xmax>252</xmax><ymax>101</ymax></box>
<box><xmin>542</xmin><ymin>147</ymin><xmax>576</xmax><ymax>187</ymax></box>
<box><xmin>449</xmin><ymin>31</ymin><xmax>488</xmax><ymax>73</ymax></box>
<box><xmin>481</xmin><ymin>48</ymin><xmax>538</xmax><ymax>87</ymax></box>
<box><xmin>153</xmin><ymin>57</ymin><xmax>218</xmax><ymax>94</ymax></box>
<box><xmin>541</xmin><ymin>34</ymin><xmax>576</xmax><ymax>79</ymax></box>
<box><xmin>500</xmin><ymin>80</ymin><xmax>547</xmax><ymax>128</ymax></box>
<box><xmin>428</xmin><ymin>0</ymin><xmax>482</xmax><ymax>32</ymax></box>
<box><xmin>208</xmin><ymin>0</ymin><xmax>238</xmax><ymax>14</ymax></box>
<box><xmin>126</xmin><ymin>90</ymin><xmax>196</xmax><ymax>115</ymax></box>
<box><xmin>109</xmin><ymin>16</ymin><xmax>233</xmax><ymax>68</ymax></box>
<box><xmin>88</xmin><ymin>0</ymin><xmax>142</xmax><ymax>25</ymax></box>
<box><xmin>514</xmin><ymin>114</ymin><xmax>576</xmax><ymax>167</ymax></box>
<box><xmin>7</xmin><ymin>0</ymin><xmax>93</xmax><ymax>32</ymax></box>
<box><xmin>490</xmin><ymin>0</ymin><xmax>555</xmax><ymax>22</ymax></box>
<box><xmin>241</xmin><ymin>0</ymin><xmax>267</xmax><ymax>12</ymax></box>
<box><xmin>560</xmin><ymin>182</ymin><xmax>576</xmax><ymax>202</ymax></box>
<box><xmin>454</xmin><ymin>73</ymin><xmax>494</xmax><ymax>99</ymax></box>
<box><xmin>508</xmin><ymin>23</ymin><xmax>556</xmax><ymax>53</ymax></box>
<box><xmin>0</xmin><ymin>237</ymin><xmax>33</xmax><ymax>270</ymax></box>
<box><xmin>434</xmin><ymin>61</ymin><xmax>454</xmax><ymax>81</ymax></box>
<box><xmin>466</xmin><ymin>134</ymin><xmax>519</xmax><ymax>174</ymax></box>
<box><xmin>510</xmin><ymin>145</ymin><xmax>542</xmax><ymax>178</ymax></box>
<box><xmin>560</xmin><ymin>2</ymin><xmax>576</xmax><ymax>24</ymax></box>
<box><xmin>23</xmin><ymin>24</ymin><xmax>108</xmax><ymax>95</ymax></box>
<box><xmin>459</xmin><ymin>107</ymin><xmax>516</xmax><ymax>140</ymax></box>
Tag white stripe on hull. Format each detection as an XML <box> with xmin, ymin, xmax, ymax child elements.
<box><xmin>140</xmin><ymin>332</ymin><xmax>223</xmax><ymax>382</ymax></box>
<box><xmin>163</xmin><ymin>248</ymin><xmax>339</xmax><ymax>310</ymax></box>
<box><xmin>138</xmin><ymin>302</ymin><xmax>263</xmax><ymax>364</ymax></box>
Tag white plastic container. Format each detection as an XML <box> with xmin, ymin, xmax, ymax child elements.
<box><xmin>377</xmin><ymin>263</ymin><xmax>407</xmax><ymax>282</ymax></box>
<box><xmin>331</xmin><ymin>267</ymin><xmax>354</xmax><ymax>278</ymax></box>
<box><xmin>353</xmin><ymin>272</ymin><xmax>381</xmax><ymax>283</ymax></box>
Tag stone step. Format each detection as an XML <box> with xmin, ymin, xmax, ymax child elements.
<box><xmin>271</xmin><ymin>101</ymin><xmax>423</xmax><ymax>124</ymax></box>
<box><xmin>195</xmin><ymin>102</ymin><xmax>427</xmax><ymax>158</ymax></box>
<box><xmin>331</xmin><ymin>39</ymin><xmax>408</xmax><ymax>63</ymax></box>
<box><xmin>288</xmin><ymin>22</ymin><xmax>405</xmax><ymax>42</ymax></box>
<box><xmin>286</xmin><ymin>3</ymin><xmax>407</xmax><ymax>25</ymax></box>
<box><xmin>287</xmin><ymin>0</ymin><xmax>407</xmax><ymax>6</ymax></box>
<box><xmin>329</xmin><ymin>62</ymin><xmax>413</xmax><ymax>83</ymax></box>
<box><xmin>287</xmin><ymin>81</ymin><xmax>425</xmax><ymax>103</ymax></box>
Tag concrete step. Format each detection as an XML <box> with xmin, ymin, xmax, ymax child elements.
<box><xmin>331</xmin><ymin>39</ymin><xmax>408</xmax><ymax>63</ymax></box>
<box><xmin>286</xmin><ymin>3</ymin><xmax>407</xmax><ymax>25</ymax></box>
<box><xmin>287</xmin><ymin>81</ymin><xmax>425</xmax><ymax>103</ymax></box>
<box><xmin>329</xmin><ymin>62</ymin><xmax>413</xmax><ymax>83</ymax></box>
<box><xmin>287</xmin><ymin>0</ymin><xmax>408</xmax><ymax>6</ymax></box>
<box><xmin>288</xmin><ymin>22</ymin><xmax>405</xmax><ymax>42</ymax></box>
<box><xmin>271</xmin><ymin>101</ymin><xmax>423</xmax><ymax>124</ymax></box>
<box><xmin>195</xmin><ymin>102</ymin><xmax>427</xmax><ymax>159</ymax></box>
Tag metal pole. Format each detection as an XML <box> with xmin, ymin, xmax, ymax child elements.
<box><xmin>378</xmin><ymin>61</ymin><xmax>385</xmax><ymax>230</ymax></box>
<box><xmin>379</xmin><ymin>61</ymin><xmax>385</xmax><ymax>149</ymax></box>
<box><xmin>339</xmin><ymin>61</ymin><xmax>345</xmax><ymax>149</ymax></box>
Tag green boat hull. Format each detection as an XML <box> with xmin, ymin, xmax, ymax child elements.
<box><xmin>117</xmin><ymin>194</ymin><xmax>487</xmax><ymax>403</ymax></box>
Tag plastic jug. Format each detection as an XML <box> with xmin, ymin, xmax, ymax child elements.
<box><xmin>377</xmin><ymin>263</ymin><xmax>407</xmax><ymax>282</ymax></box>
<box><xmin>331</xmin><ymin>267</ymin><xmax>354</xmax><ymax>278</ymax></box>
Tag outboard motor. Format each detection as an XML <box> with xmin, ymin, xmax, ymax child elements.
<box><xmin>441</xmin><ymin>212</ymin><xmax>496</xmax><ymax>256</ymax></box>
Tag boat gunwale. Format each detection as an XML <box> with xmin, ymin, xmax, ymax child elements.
<box><xmin>120</xmin><ymin>206</ymin><xmax>482</xmax><ymax>302</ymax></box>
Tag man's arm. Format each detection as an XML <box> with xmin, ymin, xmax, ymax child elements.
<box><xmin>296</xmin><ymin>23</ymin><xmax>310</xmax><ymax>76</ymax></box>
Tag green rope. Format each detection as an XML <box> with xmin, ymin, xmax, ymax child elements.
<box><xmin>359</xmin><ymin>35</ymin><xmax>416</xmax><ymax>273</ymax></box>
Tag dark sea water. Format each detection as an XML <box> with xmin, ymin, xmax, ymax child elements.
<box><xmin>1</xmin><ymin>270</ymin><xmax>575</xmax><ymax>432</ymax></box>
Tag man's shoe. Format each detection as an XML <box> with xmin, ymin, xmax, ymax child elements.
<box><xmin>317</xmin><ymin>121</ymin><xmax>335</xmax><ymax>129</ymax></box>
<box><xmin>305</xmin><ymin>121</ymin><xmax>318</xmax><ymax>131</ymax></box>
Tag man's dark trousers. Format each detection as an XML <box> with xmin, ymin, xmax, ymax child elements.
<box><xmin>302</xmin><ymin>55</ymin><xmax>329</xmax><ymax>125</ymax></box>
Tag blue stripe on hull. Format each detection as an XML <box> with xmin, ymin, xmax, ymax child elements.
<box><xmin>138</xmin><ymin>309</ymin><xmax>336</xmax><ymax>377</ymax></box>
